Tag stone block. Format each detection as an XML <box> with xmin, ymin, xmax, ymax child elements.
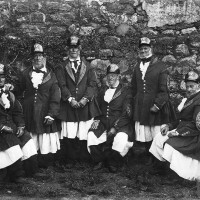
<box><xmin>104</xmin><ymin>36</ymin><xmax>120</xmax><ymax>48</ymax></box>
<box><xmin>79</xmin><ymin>26</ymin><xmax>95</xmax><ymax>36</ymax></box>
<box><xmin>30</xmin><ymin>11</ymin><xmax>46</xmax><ymax>23</ymax></box>
<box><xmin>45</xmin><ymin>2</ymin><xmax>72</xmax><ymax>12</ymax></box>
<box><xmin>98</xmin><ymin>27</ymin><xmax>109</xmax><ymax>34</ymax></box>
<box><xmin>20</xmin><ymin>24</ymin><xmax>42</xmax><ymax>36</ymax></box>
<box><xmin>49</xmin><ymin>13</ymin><xmax>73</xmax><ymax>25</ymax></box>
<box><xmin>181</xmin><ymin>27</ymin><xmax>197</xmax><ymax>34</ymax></box>
<box><xmin>48</xmin><ymin>26</ymin><xmax>66</xmax><ymax>34</ymax></box>
<box><xmin>175</xmin><ymin>44</ymin><xmax>190</xmax><ymax>57</ymax></box>
<box><xmin>162</xmin><ymin>55</ymin><xmax>177</xmax><ymax>63</ymax></box>
<box><xmin>14</xmin><ymin>3</ymin><xmax>29</xmax><ymax>13</ymax></box>
<box><xmin>162</xmin><ymin>30</ymin><xmax>175</xmax><ymax>35</ymax></box>
<box><xmin>116</xmin><ymin>23</ymin><xmax>130</xmax><ymax>36</ymax></box>
<box><xmin>118</xmin><ymin>59</ymin><xmax>129</xmax><ymax>73</ymax></box>
<box><xmin>99</xmin><ymin>49</ymin><xmax>113</xmax><ymax>59</ymax></box>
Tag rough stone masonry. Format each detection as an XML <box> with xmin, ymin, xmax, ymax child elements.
<box><xmin>1</xmin><ymin>0</ymin><xmax>200</xmax><ymax>105</ymax></box>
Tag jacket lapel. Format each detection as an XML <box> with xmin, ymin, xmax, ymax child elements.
<box><xmin>65</xmin><ymin>62</ymin><xmax>75</xmax><ymax>82</ymax></box>
<box><xmin>41</xmin><ymin>70</ymin><xmax>51</xmax><ymax>84</ymax></box>
<box><xmin>144</xmin><ymin>57</ymin><xmax>158</xmax><ymax>75</ymax></box>
<box><xmin>110</xmin><ymin>84</ymin><xmax>122</xmax><ymax>102</ymax></box>
<box><xmin>182</xmin><ymin>92</ymin><xmax>200</xmax><ymax>111</ymax></box>
<box><xmin>77</xmin><ymin>61</ymin><xmax>86</xmax><ymax>85</ymax></box>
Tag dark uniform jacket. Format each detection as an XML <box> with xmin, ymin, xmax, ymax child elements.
<box><xmin>0</xmin><ymin>92</ymin><xmax>30</xmax><ymax>151</ymax></box>
<box><xmin>90</xmin><ymin>83</ymin><xmax>133</xmax><ymax>141</ymax></box>
<box><xmin>55</xmin><ymin>59</ymin><xmax>101</xmax><ymax>122</ymax></box>
<box><xmin>14</xmin><ymin>66</ymin><xmax>61</xmax><ymax>134</ymax></box>
<box><xmin>166</xmin><ymin>91</ymin><xmax>200</xmax><ymax>161</ymax></box>
<box><xmin>131</xmin><ymin>56</ymin><xmax>176</xmax><ymax>126</ymax></box>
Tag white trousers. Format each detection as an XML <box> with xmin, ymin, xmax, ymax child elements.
<box><xmin>87</xmin><ymin>131</ymin><xmax>133</xmax><ymax>157</ymax></box>
<box><xmin>150</xmin><ymin>132</ymin><xmax>200</xmax><ymax>181</ymax></box>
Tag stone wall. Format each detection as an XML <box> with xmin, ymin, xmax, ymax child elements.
<box><xmin>1</xmin><ymin>0</ymin><xmax>200</xmax><ymax>105</ymax></box>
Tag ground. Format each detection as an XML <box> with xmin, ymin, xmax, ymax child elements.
<box><xmin>0</xmin><ymin>145</ymin><xmax>199</xmax><ymax>200</ymax></box>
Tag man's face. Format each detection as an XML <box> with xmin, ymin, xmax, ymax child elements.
<box><xmin>33</xmin><ymin>53</ymin><xmax>45</xmax><ymax>69</ymax></box>
<box><xmin>185</xmin><ymin>81</ymin><xmax>200</xmax><ymax>98</ymax></box>
<box><xmin>0</xmin><ymin>75</ymin><xmax>6</xmax><ymax>87</ymax></box>
<box><xmin>139</xmin><ymin>45</ymin><xmax>152</xmax><ymax>59</ymax></box>
<box><xmin>68</xmin><ymin>46</ymin><xmax>80</xmax><ymax>59</ymax></box>
<box><xmin>107</xmin><ymin>73</ymin><xmax>119</xmax><ymax>87</ymax></box>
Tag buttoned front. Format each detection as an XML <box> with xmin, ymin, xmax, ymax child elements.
<box><xmin>131</xmin><ymin>57</ymin><xmax>176</xmax><ymax>126</ymax></box>
<box><xmin>14</xmin><ymin>66</ymin><xmax>61</xmax><ymax>134</ymax></box>
<box><xmin>55</xmin><ymin>59</ymin><xmax>101</xmax><ymax>122</ymax></box>
<box><xmin>92</xmin><ymin>84</ymin><xmax>133</xmax><ymax>140</ymax></box>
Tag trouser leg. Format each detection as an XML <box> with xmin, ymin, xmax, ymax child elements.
<box><xmin>7</xmin><ymin>159</ymin><xmax>24</xmax><ymax>181</ymax></box>
<box><xmin>23</xmin><ymin>154</ymin><xmax>38</xmax><ymax>177</ymax></box>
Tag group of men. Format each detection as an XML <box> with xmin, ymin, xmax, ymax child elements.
<box><xmin>0</xmin><ymin>35</ymin><xmax>200</xmax><ymax>184</ymax></box>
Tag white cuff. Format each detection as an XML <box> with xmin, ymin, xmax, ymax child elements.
<box><xmin>45</xmin><ymin>116</ymin><xmax>54</xmax><ymax>120</ymax></box>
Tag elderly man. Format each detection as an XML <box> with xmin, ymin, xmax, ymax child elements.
<box><xmin>0</xmin><ymin>63</ymin><xmax>37</xmax><ymax>182</ymax></box>
<box><xmin>55</xmin><ymin>35</ymin><xmax>100</xmax><ymax>164</ymax></box>
<box><xmin>131</xmin><ymin>37</ymin><xmax>176</xmax><ymax>164</ymax></box>
<box><xmin>87</xmin><ymin>64</ymin><xmax>133</xmax><ymax>173</ymax></box>
<box><xmin>150</xmin><ymin>70</ymin><xmax>200</xmax><ymax>180</ymax></box>
<box><xmin>14</xmin><ymin>43</ymin><xmax>61</xmax><ymax>168</ymax></box>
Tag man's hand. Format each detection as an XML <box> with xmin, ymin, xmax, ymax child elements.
<box><xmin>91</xmin><ymin>120</ymin><xmax>100</xmax><ymax>129</ymax></box>
<box><xmin>167</xmin><ymin>130</ymin><xmax>179</xmax><ymax>138</ymax></box>
<box><xmin>78</xmin><ymin>98</ymin><xmax>88</xmax><ymax>108</ymax></box>
<box><xmin>4</xmin><ymin>84</ymin><xmax>14</xmax><ymax>91</ymax></box>
<box><xmin>150</xmin><ymin>104</ymin><xmax>159</xmax><ymax>113</ymax></box>
<box><xmin>107</xmin><ymin>127</ymin><xmax>117</xmax><ymax>137</ymax></box>
<box><xmin>70</xmin><ymin>99</ymin><xmax>80</xmax><ymax>108</ymax></box>
<box><xmin>16</xmin><ymin>127</ymin><xmax>25</xmax><ymax>137</ymax></box>
<box><xmin>44</xmin><ymin>116</ymin><xmax>54</xmax><ymax>125</ymax></box>
<box><xmin>160</xmin><ymin>124</ymin><xmax>169</xmax><ymax>136</ymax></box>
<box><xmin>1</xmin><ymin>126</ymin><xmax>13</xmax><ymax>134</ymax></box>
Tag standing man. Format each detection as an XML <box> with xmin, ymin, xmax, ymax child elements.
<box><xmin>131</xmin><ymin>37</ymin><xmax>176</xmax><ymax>164</ymax></box>
<box><xmin>0</xmin><ymin>63</ymin><xmax>37</xmax><ymax>182</ymax></box>
<box><xmin>87</xmin><ymin>64</ymin><xmax>134</xmax><ymax>172</ymax></box>
<box><xmin>14</xmin><ymin>43</ymin><xmax>61</xmax><ymax>167</ymax></box>
<box><xmin>56</xmin><ymin>35</ymin><xmax>100</xmax><ymax>164</ymax></box>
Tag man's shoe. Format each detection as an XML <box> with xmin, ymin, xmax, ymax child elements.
<box><xmin>108</xmin><ymin>165</ymin><xmax>118</xmax><ymax>173</ymax></box>
<box><xmin>93</xmin><ymin>162</ymin><xmax>104</xmax><ymax>171</ymax></box>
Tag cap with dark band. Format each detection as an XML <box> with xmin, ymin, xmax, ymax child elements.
<box><xmin>185</xmin><ymin>71</ymin><xmax>200</xmax><ymax>83</ymax></box>
<box><xmin>66</xmin><ymin>36</ymin><xmax>80</xmax><ymax>48</ymax></box>
<box><xmin>106</xmin><ymin>64</ymin><xmax>120</xmax><ymax>75</ymax></box>
<box><xmin>139</xmin><ymin>37</ymin><xmax>151</xmax><ymax>47</ymax></box>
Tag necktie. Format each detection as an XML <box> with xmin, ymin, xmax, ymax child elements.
<box><xmin>72</xmin><ymin>61</ymin><xmax>78</xmax><ymax>69</ymax></box>
<box><xmin>141</xmin><ymin>56</ymin><xmax>152</xmax><ymax>64</ymax></box>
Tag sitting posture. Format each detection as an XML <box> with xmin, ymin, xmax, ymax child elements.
<box><xmin>150</xmin><ymin>70</ymin><xmax>200</xmax><ymax>180</ymax></box>
<box><xmin>87</xmin><ymin>64</ymin><xmax>134</xmax><ymax>173</ymax></box>
<box><xmin>0</xmin><ymin>64</ymin><xmax>37</xmax><ymax>183</ymax></box>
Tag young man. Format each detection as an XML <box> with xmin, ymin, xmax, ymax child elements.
<box><xmin>55</xmin><ymin>35</ymin><xmax>100</xmax><ymax>164</ymax></box>
<box><xmin>0</xmin><ymin>63</ymin><xmax>37</xmax><ymax>182</ymax></box>
<box><xmin>150</xmin><ymin>70</ymin><xmax>200</xmax><ymax>181</ymax></box>
<box><xmin>87</xmin><ymin>64</ymin><xmax>133</xmax><ymax>173</ymax></box>
<box><xmin>131</xmin><ymin>37</ymin><xmax>176</xmax><ymax>165</ymax></box>
<box><xmin>14</xmin><ymin>43</ymin><xmax>61</xmax><ymax>167</ymax></box>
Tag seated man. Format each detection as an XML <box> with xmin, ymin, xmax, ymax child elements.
<box><xmin>0</xmin><ymin>64</ymin><xmax>37</xmax><ymax>183</ymax></box>
<box><xmin>150</xmin><ymin>70</ymin><xmax>200</xmax><ymax>181</ymax></box>
<box><xmin>87</xmin><ymin>64</ymin><xmax>134</xmax><ymax>173</ymax></box>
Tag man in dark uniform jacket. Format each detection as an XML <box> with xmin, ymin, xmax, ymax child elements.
<box><xmin>0</xmin><ymin>63</ymin><xmax>37</xmax><ymax>183</ymax></box>
<box><xmin>131</xmin><ymin>37</ymin><xmax>176</xmax><ymax>164</ymax></box>
<box><xmin>150</xmin><ymin>70</ymin><xmax>200</xmax><ymax>181</ymax></box>
<box><xmin>87</xmin><ymin>64</ymin><xmax>133</xmax><ymax>173</ymax></box>
<box><xmin>55</xmin><ymin>35</ymin><xmax>100</xmax><ymax>164</ymax></box>
<box><xmin>14</xmin><ymin>43</ymin><xmax>61</xmax><ymax>167</ymax></box>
